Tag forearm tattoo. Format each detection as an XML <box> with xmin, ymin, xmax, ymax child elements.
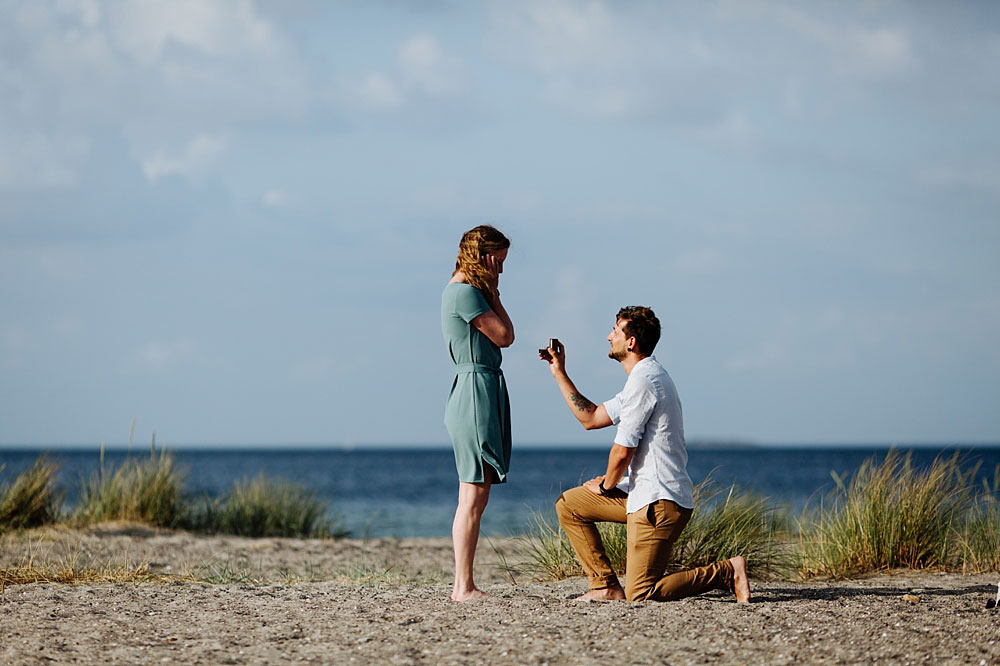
<box><xmin>569</xmin><ymin>392</ymin><xmax>597</xmax><ymax>413</ymax></box>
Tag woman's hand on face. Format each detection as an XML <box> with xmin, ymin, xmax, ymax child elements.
<box><xmin>482</xmin><ymin>254</ymin><xmax>501</xmax><ymax>293</ymax></box>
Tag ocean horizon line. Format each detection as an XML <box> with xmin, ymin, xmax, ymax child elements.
<box><xmin>2</xmin><ymin>441</ymin><xmax>999</xmax><ymax>452</ymax></box>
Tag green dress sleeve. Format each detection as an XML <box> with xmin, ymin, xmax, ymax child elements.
<box><xmin>453</xmin><ymin>284</ymin><xmax>491</xmax><ymax>322</ymax></box>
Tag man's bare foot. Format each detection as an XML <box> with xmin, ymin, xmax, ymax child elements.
<box><xmin>576</xmin><ymin>584</ymin><xmax>626</xmax><ymax>602</ymax></box>
<box><xmin>451</xmin><ymin>588</ymin><xmax>489</xmax><ymax>602</ymax></box>
<box><xmin>730</xmin><ymin>556</ymin><xmax>750</xmax><ymax>603</ymax></box>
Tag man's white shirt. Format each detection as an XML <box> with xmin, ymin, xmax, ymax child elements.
<box><xmin>603</xmin><ymin>356</ymin><xmax>694</xmax><ymax>514</ymax></box>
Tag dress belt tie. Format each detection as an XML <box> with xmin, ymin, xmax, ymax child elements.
<box><xmin>454</xmin><ymin>363</ymin><xmax>503</xmax><ymax>376</ymax></box>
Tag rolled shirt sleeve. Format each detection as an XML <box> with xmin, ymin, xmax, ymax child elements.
<box><xmin>607</xmin><ymin>375</ymin><xmax>657</xmax><ymax>448</ymax></box>
<box><xmin>603</xmin><ymin>393</ymin><xmax>623</xmax><ymax>425</ymax></box>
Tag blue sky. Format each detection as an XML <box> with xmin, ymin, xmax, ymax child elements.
<box><xmin>1</xmin><ymin>1</ymin><xmax>998</xmax><ymax>447</ymax></box>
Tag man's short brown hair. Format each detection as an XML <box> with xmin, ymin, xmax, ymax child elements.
<box><xmin>617</xmin><ymin>306</ymin><xmax>660</xmax><ymax>356</ymax></box>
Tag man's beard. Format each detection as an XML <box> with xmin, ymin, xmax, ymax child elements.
<box><xmin>608</xmin><ymin>348</ymin><xmax>627</xmax><ymax>362</ymax></box>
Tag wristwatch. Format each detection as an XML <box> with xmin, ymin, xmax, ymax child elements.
<box><xmin>598</xmin><ymin>481</ymin><xmax>612</xmax><ymax>496</ymax></box>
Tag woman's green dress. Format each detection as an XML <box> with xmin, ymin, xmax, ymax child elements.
<box><xmin>441</xmin><ymin>282</ymin><xmax>511</xmax><ymax>483</ymax></box>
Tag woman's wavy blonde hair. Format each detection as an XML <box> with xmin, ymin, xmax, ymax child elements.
<box><xmin>454</xmin><ymin>225</ymin><xmax>510</xmax><ymax>297</ymax></box>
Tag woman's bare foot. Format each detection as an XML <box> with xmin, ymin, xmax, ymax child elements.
<box><xmin>576</xmin><ymin>583</ymin><xmax>626</xmax><ymax>602</ymax></box>
<box><xmin>451</xmin><ymin>588</ymin><xmax>489</xmax><ymax>602</ymax></box>
<box><xmin>730</xmin><ymin>556</ymin><xmax>751</xmax><ymax>603</ymax></box>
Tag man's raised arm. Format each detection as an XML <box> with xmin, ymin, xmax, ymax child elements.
<box><xmin>541</xmin><ymin>341</ymin><xmax>613</xmax><ymax>431</ymax></box>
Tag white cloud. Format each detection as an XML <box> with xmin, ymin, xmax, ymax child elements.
<box><xmin>140</xmin><ymin>134</ymin><xmax>228</xmax><ymax>183</ymax></box>
<box><xmin>490</xmin><ymin>1</ymin><xmax>917</xmax><ymax>126</ymax></box>
<box><xmin>488</xmin><ymin>2</ymin><xmax>735</xmax><ymax>122</ymax></box>
<box><xmin>398</xmin><ymin>33</ymin><xmax>467</xmax><ymax>97</ymax></box>
<box><xmin>770</xmin><ymin>6</ymin><xmax>913</xmax><ymax>78</ymax></box>
<box><xmin>491</xmin><ymin>0</ymin><xmax>618</xmax><ymax>72</ymax></box>
<box><xmin>848</xmin><ymin>27</ymin><xmax>911</xmax><ymax>75</ymax></box>
<box><xmin>35</xmin><ymin>9</ymin><xmax>116</xmax><ymax>74</ymax></box>
<box><xmin>0</xmin><ymin>0</ymin><xmax>305</xmax><ymax>189</ymax></box>
<box><xmin>107</xmin><ymin>0</ymin><xmax>274</xmax><ymax>65</ymax></box>
<box><xmin>54</xmin><ymin>0</ymin><xmax>101</xmax><ymax>27</ymax></box>
<box><xmin>350</xmin><ymin>33</ymin><xmax>467</xmax><ymax>112</ymax></box>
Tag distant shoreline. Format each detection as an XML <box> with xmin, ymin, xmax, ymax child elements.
<box><xmin>2</xmin><ymin>442</ymin><xmax>999</xmax><ymax>452</ymax></box>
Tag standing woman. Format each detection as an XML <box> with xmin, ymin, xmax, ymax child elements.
<box><xmin>441</xmin><ymin>225</ymin><xmax>514</xmax><ymax>601</ymax></box>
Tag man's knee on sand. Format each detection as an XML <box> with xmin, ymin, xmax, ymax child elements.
<box><xmin>625</xmin><ymin>584</ymin><xmax>648</xmax><ymax>602</ymax></box>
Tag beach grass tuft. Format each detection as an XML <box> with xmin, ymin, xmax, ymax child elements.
<box><xmin>509</xmin><ymin>508</ymin><xmax>595</xmax><ymax>580</ymax></box>
<box><xmin>0</xmin><ymin>537</ymin><xmax>160</xmax><ymax>592</ymax></box>
<box><xmin>796</xmin><ymin>450</ymin><xmax>976</xmax><ymax>578</ymax></box>
<box><xmin>956</xmin><ymin>466</ymin><xmax>1000</xmax><ymax>573</ymax></box>
<box><xmin>1</xmin><ymin>559</ymin><xmax>157</xmax><ymax>590</ymax></box>
<box><xmin>186</xmin><ymin>475</ymin><xmax>349</xmax><ymax>539</ymax></box>
<box><xmin>957</xmin><ymin>499</ymin><xmax>1000</xmax><ymax>573</ymax></box>
<box><xmin>671</xmin><ymin>479</ymin><xmax>791</xmax><ymax>578</ymax></box>
<box><xmin>0</xmin><ymin>458</ymin><xmax>61</xmax><ymax>533</ymax></box>
<box><xmin>74</xmin><ymin>443</ymin><xmax>186</xmax><ymax>528</ymax></box>
<box><xmin>514</xmin><ymin>477</ymin><xmax>786</xmax><ymax>581</ymax></box>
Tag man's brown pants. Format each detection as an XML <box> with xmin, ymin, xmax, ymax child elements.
<box><xmin>555</xmin><ymin>486</ymin><xmax>734</xmax><ymax>601</ymax></box>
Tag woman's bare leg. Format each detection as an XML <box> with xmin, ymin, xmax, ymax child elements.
<box><xmin>451</xmin><ymin>477</ymin><xmax>492</xmax><ymax>601</ymax></box>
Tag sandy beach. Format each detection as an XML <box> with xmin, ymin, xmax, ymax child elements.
<box><xmin>2</xmin><ymin>525</ymin><xmax>999</xmax><ymax>665</ymax></box>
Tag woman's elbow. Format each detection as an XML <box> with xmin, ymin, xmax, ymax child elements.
<box><xmin>499</xmin><ymin>331</ymin><xmax>515</xmax><ymax>348</ymax></box>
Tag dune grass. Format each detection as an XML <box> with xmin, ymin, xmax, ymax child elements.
<box><xmin>186</xmin><ymin>475</ymin><xmax>349</xmax><ymax>539</ymax></box>
<box><xmin>512</xmin><ymin>509</ymin><xmax>624</xmax><ymax>581</ymax></box>
<box><xmin>796</xmin><ymin>450</ymin><xmax>982</xmax><ymax>578</ymax></box>
<box><xmin>0</xmin><ymin>536</ymin><xmax>162</xmax><ymax>592</ymax></box>
<box><xmin>74</xmin><ymin>444</ymin><xmax>186</xmax><ymax>528</ymax></box>
<box><xmin>514</xmin><ymin>477</ymin><xmax>786</xmax><ymax>581</ymax></box>
<box><xmin>957</xmin><ymin>499</ymin><xmax>1000</xmax><ymax>573</ymax></box>
<box><xmin>670</xmin><ymin>480</ymin><xmax>790</xmax><ymax>577</ymax></box>
<box><xmin>0</xmin><ymin>458</ymin><xmax>61</xmax><ymax>533</ymax></box>
<box><xmin>0</xmin><ymin>555</ymin><xmax>158</xmax><ymax>589</ymax></box>
<box><xmin>2</xmin><ymin>440</ymin><xmax>348</xmax><ymax>539</ymax></box>
<box><xmin>955</xmin><ymin>466</ymin><xmax>1000</xmax><ymax>574</ymax></box>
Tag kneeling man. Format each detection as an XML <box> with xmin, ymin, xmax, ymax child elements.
<box><xmin>541</xmin><ymin>306</ymin><xmax>750</xmax><ymax>603</ymax></box>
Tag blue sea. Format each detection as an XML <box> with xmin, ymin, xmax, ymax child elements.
<box><xmin>1</xmin><ymin>446</ymin><xmax>998</xmax><ymax>537</ymax></box>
